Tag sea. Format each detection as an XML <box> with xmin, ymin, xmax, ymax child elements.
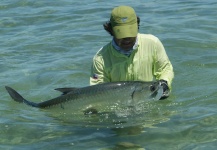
<box><xmin>0</xmin><ymin>0</ymin><xmax>217</xmax><ymax>150</ymax></box>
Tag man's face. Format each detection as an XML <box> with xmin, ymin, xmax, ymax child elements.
<box><xmin>113</xmin><ymin>37</ymin><xmax>137</xmax><ymax>51</ymax></box>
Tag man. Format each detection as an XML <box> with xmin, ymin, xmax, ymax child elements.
<box><xmin>90</xmin><ymin>6</ymin><xmax>174</xmax><ymax>99</ymax></box>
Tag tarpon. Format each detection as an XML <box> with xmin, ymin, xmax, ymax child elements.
<box><xmin>5</xmin><ymin>81</ymin><xmax>163</xmax><ymax>111</ymax></box>
<box><xmin>5</xmin><ymin>81</ymin><xmax>163</xmax><ymax>115</ymax></box>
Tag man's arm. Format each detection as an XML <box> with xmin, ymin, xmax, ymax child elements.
<box><xmin>153</xmin><ymin>38</ymin><xmax>174</xmax><ymax>89</ymax></box>
<box><xmin>90</xmin><ymin>57</ymin><xmax>110</xmax><ymax>85</ymax></box>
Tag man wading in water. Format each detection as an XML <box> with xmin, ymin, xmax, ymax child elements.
<box><xmin>90</xmin><ymin>6</ymin><xmax>174</xmax><ymax>99</ymax></box>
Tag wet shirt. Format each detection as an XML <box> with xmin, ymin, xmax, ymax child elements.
<box><xmin>90</xmin><ymin>33</ymin><xmax>174</xmax><ymax>88</ymax></box>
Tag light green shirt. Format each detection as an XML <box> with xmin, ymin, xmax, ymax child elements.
<box><xmin>90</xmin><ymin>33</ymin><xmax>174</xmax><ymax>88</ymax></box>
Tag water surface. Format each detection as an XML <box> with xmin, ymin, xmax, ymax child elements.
<box><xmin>1</xmin><ymin>0</ymin><xmax>217</xmax><ymax>149</ymax></box>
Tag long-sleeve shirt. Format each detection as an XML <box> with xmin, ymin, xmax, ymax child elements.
<box><xmin>90</xmin><ymin>33</ymin><xmax>174</xmax><ymax>88</ymax></box>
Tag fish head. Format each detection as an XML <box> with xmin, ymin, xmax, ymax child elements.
<box><xmin>148</xmin><ymin>81</ymin><xmax>164</xmax><ymax>100</ymax></box>
<box><xmin>132</xmin><ymin>81</ymin><xmax>163</xmax><ymax>103</ymax></box>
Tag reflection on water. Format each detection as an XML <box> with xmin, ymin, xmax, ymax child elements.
<box><xmin>43</xmin><ymin>100</ymin><xmax>174</xmax><ymax>129</ymax></box>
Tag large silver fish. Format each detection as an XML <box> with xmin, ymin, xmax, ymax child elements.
<box><xmin>5</xmin><ymin>81</ymin><xmax>164</xmax><ymax>127</ymax></box>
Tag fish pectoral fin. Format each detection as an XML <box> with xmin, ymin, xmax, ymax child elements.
<box><xmin>83</xmin><ymin>108</ymin><xmax>98</xmax><ymax>115</ymax></box>
<box><xmin>54</xmin><ymin>87</ymin><xmax>78</xmax><ymax>95</ymax></box>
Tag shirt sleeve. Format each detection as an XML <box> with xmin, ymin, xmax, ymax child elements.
<box><xmin>153</xmin><ymin>38</ymin><xmax>174</xmax><ymax>89</ymax></box>
<box><xmin>90</xmin><ymin>56</ymin><xmax>110</xmax><ymax>85</ymax></box>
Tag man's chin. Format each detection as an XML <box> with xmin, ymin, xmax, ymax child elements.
<box><xmin>121</xmin><ymin>46</ymin><xmax>133</xmax><ymax>51</ymax></box>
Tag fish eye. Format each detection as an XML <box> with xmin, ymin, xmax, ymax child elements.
<box><xmin>150</xmin><ymin>85</ymin><xmax>156</xmax><ymax>92</ymax></box>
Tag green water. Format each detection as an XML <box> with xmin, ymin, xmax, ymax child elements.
<box><xmin>1</xmin><ymin>0</ymin><xmax>217</xmax><ymax>149</ymax></box>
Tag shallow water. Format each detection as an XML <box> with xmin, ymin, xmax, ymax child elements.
<box><xmin>1</xmin><ymin>0</ymin><xmax>217</xmax><ymax>149</ymax></box>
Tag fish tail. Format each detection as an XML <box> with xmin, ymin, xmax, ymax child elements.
<box><xmin>5</xmin><ymin>86</ymin><xmax>39</xmax><ymax>107</ymax></box>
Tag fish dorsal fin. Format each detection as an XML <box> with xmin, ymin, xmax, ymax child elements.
<box><xmin>54</xmin><ymin>87</ymin><xmax>78</xmax><ymax>95</ymax></box>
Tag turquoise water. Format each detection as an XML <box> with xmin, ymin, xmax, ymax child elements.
<box><xmin>1</xmin><ymin>0</ymin><xmax>217</xmax><ymax>149</ymax></box>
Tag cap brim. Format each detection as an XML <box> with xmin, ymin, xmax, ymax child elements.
<box><xmin>113</xmin><ymin>23</ymin><xmax>138</xmax><ymax>39</ymax></box>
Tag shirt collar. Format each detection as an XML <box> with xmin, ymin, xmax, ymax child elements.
<box><xmin>112</xmin><ymin>36</ymin><xmax>138</xmax><ymax>57</ymax></box>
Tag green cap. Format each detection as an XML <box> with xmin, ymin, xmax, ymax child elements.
<box><xmin>110</xmin><ymin>6</ymin><xmax>138</xmax><ymax>39</ymax></box>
